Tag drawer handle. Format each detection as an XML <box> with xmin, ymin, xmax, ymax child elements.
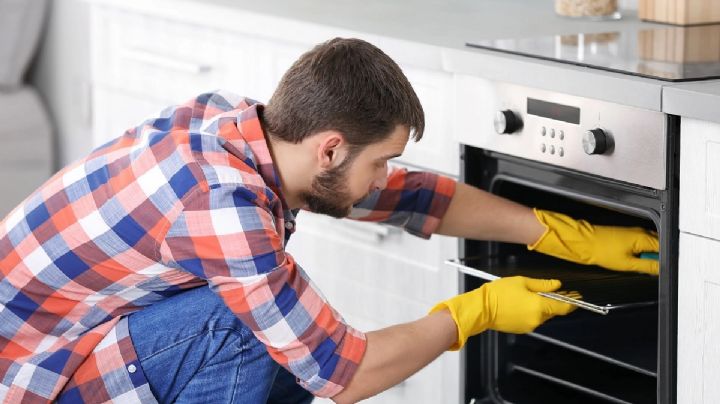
<box><xmin>444</xmin><ymin>258</ymin><xmax>609</xmax><ymax>315</ymax></box>
<box><xmin>121</xmin><ymin>48</ymin><xmax>213</xmax><ymax>75</ymax></box>
<box><xmin>341</xmin><ymin>220</ymin><xmax>400</xmax><ymax>240</ymax></box>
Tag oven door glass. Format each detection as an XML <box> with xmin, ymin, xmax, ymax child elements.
<box><xmin>461</xmin><ymin>174</ymin><xmax>661</xmax><ymax>404</ymax></box>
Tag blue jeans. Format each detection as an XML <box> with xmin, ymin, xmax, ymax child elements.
<box><xmin>127</xmin><ymin>286</ymin><xmax>315</xmax><ymax>404</ymax></box>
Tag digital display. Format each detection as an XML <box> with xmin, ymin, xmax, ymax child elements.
<box><xmin>527</xmin><ymin>98</ymin><xmax>581</xmax><ymax>124</ymax></box>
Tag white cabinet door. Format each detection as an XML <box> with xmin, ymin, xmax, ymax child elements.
<box><xmin>679</xmin><ymin>118</ymin><xmax>720</xmax><ymax>239</ymax></box>
<box><xmin>677</xmin><ymin>232</ymin><xmax>720</xmax><ymax>404</ymax></box>
<box><xmin>286</xmin><ymin>210</ymin><xmax>461</xmax><ymax>404</ymax></box>
<box><xmin>401</xmin><ymin>67</ymin><xmax>459</xmax><ymax>177</ymax></box>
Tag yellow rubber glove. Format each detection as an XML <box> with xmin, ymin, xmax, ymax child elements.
<box><xmin>429</xmin><ymin>276</ymin><xmax>576</xmax><ymax>350</ymax></box>
<box><xmin>528</xmin><ymin>209</ymin><xmax>659</xmax><ymax>275</ymax></box>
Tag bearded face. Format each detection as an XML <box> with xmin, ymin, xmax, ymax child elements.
<box><xmin>300</xmin><ymin>152</ymin><xmax>359</xmax><ymax>218</ymax></box>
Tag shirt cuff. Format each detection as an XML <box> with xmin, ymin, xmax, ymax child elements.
<box><xmin>298</xmin><ymin>325</ymin><xmax>367</xmax><ymax>398</ymax></box>
<box><xmin>404</xmin><ymin>174</ymin><xmax>456</xmax><ymax>239</ymax></box>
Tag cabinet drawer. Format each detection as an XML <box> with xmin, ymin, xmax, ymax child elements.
<box><xmin>91</xmin><ymin>8</ymin><xmax>224</xmax><ymax>102</ymax></box>
<box><xmin>289</xmin><ymin>210</ymin><xmax>459</xmax><ymax>306</ymax></box>
<box><xmin>679</xmin><ymin>118</ymin><xmax>720</xmax><ymax>240</ymax></box>
<box><xmin>90</xmin><ymin>7</ymin><xmax>308</xmax><ymax>104</ymax></box>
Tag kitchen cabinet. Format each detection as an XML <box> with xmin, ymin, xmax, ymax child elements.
<box><xmin>88</xmin><ymin>2</ymin><xmax>461</xmax><ymax>402</ymax></box>
<box><xmin>677</xmin><ymin>233</ymin><xmax>720</xmax><ymax>404</ymax></box>
<box><xmin>88</xmin><ymin>3</ymin><xmax>459</xmax><ymax>177</ymax></box>
<box><xmin>678</xmin><ymin>117</ymin><xmax>720</xmax><ymax>403</ymax></box>
<box><xmin>679</xmin><ymin>118</ymin><xmax>720</xmax><ymax>239</ymax></box>
<box><xmin>399</xmin><ymin>67</ymin><xmax>457</xmax><ymax>177</ymax></box>
<box><xmin>89</xmin><ymin>5</ymin><xmax>308</xmax><ymax>146</ymax></box>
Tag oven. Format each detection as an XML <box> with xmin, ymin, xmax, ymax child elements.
<box><xmin>451</xmin><ymin>77</ymin><xmax>679</xmax><ymax>404</ymax></box>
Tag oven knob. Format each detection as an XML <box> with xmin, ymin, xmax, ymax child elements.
<box><xmin>583</xmin><ymin>128</ymin><xmax>611</xmax><ymax>155</ymax></box>
<box><xmin>494</xmin><ymin>110</ymin><xmax>523</xmax><ymax>134</ymax></box>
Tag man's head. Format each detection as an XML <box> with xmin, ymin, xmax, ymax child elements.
<box><xmin>263</xmin><ymin>38</ymin><xmax>424</xmax><ymax>217</ymax></box>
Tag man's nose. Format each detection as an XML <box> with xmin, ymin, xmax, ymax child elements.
<box><xmin>371</xmin><ymin>175</ymin><xmax>388</xmax><ymax>191</ymax></box>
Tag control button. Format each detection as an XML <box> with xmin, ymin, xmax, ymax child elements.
<box><xmin>559</xmin><ymin>147</ymin><xmax>564</xmax><ymax>157</ymax></box>
<box><xmin>540</xmin><ymin>144</ymin><xmax>546</xmax><ymax>153</ymax></box>
<box><xmin>494</xmin><ymin>110</ymin><xmax>523</xmax><ymax>134</ymax></box>
<box><xmin>128</xmin><ymin>364</ymin><xmax>137</xmax><ymax>374</ymax></box>
<box><xmin>583</xmin><ymin>128</ymin><xmax>612</xmax><ymax>155</ymax></box>
<box><xmin>285</xmin><ymin>221</ymin><xmax>295</xmax><ymax>230</ymax></box>
<box><xmin>541</xmin><ymin>126</ymin><xmax>547</xmax><ymax>136</ymax></box>
<box><xmin>559</xmin><ymin>130</ymin><xmax>565</xmax><ymax>140</ymax></box>
<box><xmin>550</xmin><ymin>145</ymin><xmax>555</xmax><ymax>155</ymax></box>
<box><xmin>550</xmin><ymin>129</ymin><xmax>555</xmax><ymax>138</ymax></box>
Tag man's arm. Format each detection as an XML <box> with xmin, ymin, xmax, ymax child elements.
<box><xmin>434</xmin><ymin>181</ymin><xmax>545</xmax><ymax>244</ymax></box>
<box><xmin>348</xmin><ymin>169</ymin><xmax>543</xmax><ymax>244</ymax></box>
<box><xmin>332</xmin><ymin>274</ymin><xmax>576</xmax><ymax>403</ymax></box>
<box><xmin>332</xmin><ymin>310</ymin><xmax>457</xmax><ymax>404</ymax></box>
<box><xmin>434</xmin><ymin>180</ymin><xmax>659</xmax><ymax>274</ymax></box>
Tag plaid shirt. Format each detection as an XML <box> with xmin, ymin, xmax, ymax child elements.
<box><xmin>0</xmin><ymin>91</ymin><xmax>456</xmax><ymax>403</ymax></box>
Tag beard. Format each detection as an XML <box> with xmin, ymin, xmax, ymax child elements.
<box><xmin>301</xmin><ymin>152</ymin><xmax>359</xmax><ymax>218</ymax></box>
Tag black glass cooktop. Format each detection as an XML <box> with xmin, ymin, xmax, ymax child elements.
<box><xmin>467</xmin><ymin>24</ymin><xmax>720</xmax><ymax>82</ymax></box>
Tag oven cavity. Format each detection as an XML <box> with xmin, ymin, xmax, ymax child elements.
<box><xmin>460</xmin><ymin>143</ymin><xmax>676</xmax><ymax>404</ymax></box>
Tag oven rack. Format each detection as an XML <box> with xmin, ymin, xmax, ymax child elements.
<box><xmin>498</xmin><ymin>331</ymin><xmax>657</xmax><ymax>404</ymax></box>
<box><xmin>446</xmin><ymin>255</ymin><xmax>659</xmax><ymax>315</ymax></box>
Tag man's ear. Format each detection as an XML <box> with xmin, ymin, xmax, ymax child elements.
<box><xmin>316</xmin><ymin>130</ymin><xmax>346</xmax><ymax>169</ymax></box>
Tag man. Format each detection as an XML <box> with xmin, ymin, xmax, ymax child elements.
<box><xmin>0</xmin><ymin>38</ymin><xmax>658</xmax><ymax>403</ymax></box>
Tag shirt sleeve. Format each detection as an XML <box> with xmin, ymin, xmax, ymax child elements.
<box><xmin>158</xmin><ymin>184</ymin><xmax>366</xmax><ymax>398</ymax></box>
<box><xmin>348</xmin><ymin>168</ymin><xmax>456</xmax><ymax>239</ymax></box>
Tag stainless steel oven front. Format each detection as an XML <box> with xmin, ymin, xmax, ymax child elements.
<box><xmin>452</xmin><ymin>77</ymin><xmax>679</xmax><ymax>404</ymax></box>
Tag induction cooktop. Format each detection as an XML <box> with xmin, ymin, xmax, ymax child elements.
<box><xmin>467</xmin><ymin>24</ymin><xmax>720</xmax><ymax>82</ymax></box>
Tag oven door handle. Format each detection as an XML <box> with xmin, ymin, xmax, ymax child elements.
<box><xmin>444</xmin><ymin>259</ymin><xmax>610</xmax><ymax>315</ymax></box>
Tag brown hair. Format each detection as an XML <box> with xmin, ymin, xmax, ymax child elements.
<box><xmin>263</xmin><ymin>38</ymin><xmax>424</xmax><ymax>147</ymax></box>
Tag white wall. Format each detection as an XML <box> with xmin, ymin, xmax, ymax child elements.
<box><xmin>30</xmin><ymin>0</ymin><xmax>92</xmax><ymax>168</ymax></box>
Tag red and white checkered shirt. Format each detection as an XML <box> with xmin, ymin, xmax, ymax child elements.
<box><xmin>0</xmin><ymin>91</ymin><xmax>456</xmax><ymax>402</ymax></box>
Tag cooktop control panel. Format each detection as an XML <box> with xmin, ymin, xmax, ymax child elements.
<box><xmin>454</xmin><ymin>76</ymin><xmax>667</xmax><ymax>190</ymax></box>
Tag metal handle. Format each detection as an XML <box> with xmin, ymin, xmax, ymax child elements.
<box><xmin>340</xmin><ymin>220</ymin><xmax>400</xmax><ymax>240</ymax></box>
<box><xmin>121</xmin><ymin>48</ymin><xmax>213</xmax><ymax>75</ymax></box>
<box><xmin>444</xmin><ymin>258</ymin><xmax>610</xmax><ymax>315</ymax></box>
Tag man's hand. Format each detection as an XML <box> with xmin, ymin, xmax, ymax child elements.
<box><xmin>430</xmin><ymin>276</ymin><xmax>576</xmax><ymax>350</ymax></box>
<box><xmin>529</xmin><ymin>209</ymin><xmax>660</xmax><ymax>275</ymax></box>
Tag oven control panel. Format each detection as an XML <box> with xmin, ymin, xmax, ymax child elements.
<box><xmin>454</xmin><ymin>76</ymin><xmax>667</xmax><ymax>190</ymax></box>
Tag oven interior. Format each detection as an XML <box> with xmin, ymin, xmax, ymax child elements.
<box><xmin>461</xmin><ymin>147</ymin><xmax>674</xmax><ymax>404</ymax></box>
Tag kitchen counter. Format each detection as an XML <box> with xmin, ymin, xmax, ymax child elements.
<box><xmin>88</xmin><ymin>0</ymin><xmax>675</xmax><ymax>112</ymax></box>
<box><xmin>663</xmin><ymin>81</ymin><xmax>720</xmax><ymax>124</ymax></box>
<box><xmin>88</xmin><ymin>0</ymin><xmax>720</xmax><ymax>116</ymax></box>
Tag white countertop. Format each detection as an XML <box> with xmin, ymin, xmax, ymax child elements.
<box><xmin>204</xmin><ymin>0</ymin><xmax>652</xmax><ymax>48</ymax></box>
<box><xmin>89</xmin><ymin>0</ymin><xmax>720</xmax><ymax>119</ymax></box>
<box><xmin>663</xmin><ymin>81</ymin><xmax>720</xmax><ymax>123</ymax></box>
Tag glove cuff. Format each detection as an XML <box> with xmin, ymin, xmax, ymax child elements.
<box><xmin>527</xmin><ymin>208</ymin><xmax>551</xmax><ymax>251</ymax></box>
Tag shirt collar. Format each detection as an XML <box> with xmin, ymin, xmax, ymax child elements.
<box><xmin>233</xmin><ymin>103</ymin><xmax>296</xmax><ymax>223</ymax></box>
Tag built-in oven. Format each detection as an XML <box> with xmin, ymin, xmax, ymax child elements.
<box><xmin>451</xmin><ymin>77</ymin><xmax>679</xmax><ymax>404</ymax></box>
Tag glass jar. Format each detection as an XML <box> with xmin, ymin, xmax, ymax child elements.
<box><xmin>555</xmin><ymin>0</ymin><xmax>621</xmax><ymax>20</ymax></box>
